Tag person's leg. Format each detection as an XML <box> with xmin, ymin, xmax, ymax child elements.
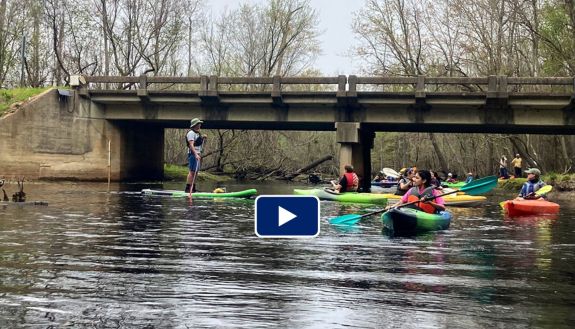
<box><xmin>191</xmin><ymin>159</ymin><xmax>201</xmax><ymax>192</ymax></box>
<box><xmin>191</xmin><ymin>171</ymin><xmax>198</xmax><ymax>193</ymax></box>
<box><xmin>185</xmin><ymin>153</ymin><xmax>196</xmax><ymax>192</ymax></box>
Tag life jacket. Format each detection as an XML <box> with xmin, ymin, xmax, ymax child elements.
<box><xmin>406</xmin><ymin>186</ymin><xmax>436</xmax><ymax>214</ymax></box>
<box><xmin>521</xmin><ymin>180</ymin><xmax>546</xmax><ymax>198</ymax></box>
<box><xmin>344</xmin><ymin>172</ymin><xmax>358</xmax><ymax>191</ymax></box>
<box><xmin>185</xmin><ymin>130</ymin><xmax>204</xmax><ymax>147</ymax></box>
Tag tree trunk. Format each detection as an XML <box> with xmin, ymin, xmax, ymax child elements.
<box><xmin>281</xmin><ymin>155</ymin><xmax>333</xmax><ymax>180</ymax></box>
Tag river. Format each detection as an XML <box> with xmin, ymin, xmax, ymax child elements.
<box><xmin>0</xmin><ymin>181</ymin><xmax>574</xmax><ymax>328</ymax></box>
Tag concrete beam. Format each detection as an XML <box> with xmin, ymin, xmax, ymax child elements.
<box><xmin>335</xmin><ymin>122</ymin><xmax>360</xmax><ymax>143</ymax></box>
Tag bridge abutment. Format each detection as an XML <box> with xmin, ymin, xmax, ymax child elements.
<box><xmin>0</xmin><ymin>89</ymin><xmax>164</xmax><ymax>181</ymax></box>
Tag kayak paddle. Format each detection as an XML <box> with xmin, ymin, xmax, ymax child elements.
<box><xmin>329</xmin><ymin>175</ymin><xmax>498</xmax><ymax>226</ymax></box>
<box><xmin>499</xmin><ymin>185</ymin><xmax>552</xmax><ymax>209</ymax></box>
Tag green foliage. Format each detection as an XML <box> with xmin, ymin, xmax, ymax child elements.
<box><xmin>0</xmin><ymin>87</ymin><xmax>50</xmax><ymax>116</ymax></box>
<box><xmin>498</xmin><ymin>178</ymin><xmax>527</xmax><ymax>190</ymax></box>
<box><xmin>560</xmin><ymin>174</ymin><xmax>572</xmax><ymax>182</ymax></box>
<box><xmin>164</xmin><ymin>164</ymin><xmax>188</xmax><ymax>180</ymax></box>
<box><xmin>547</xmin><ymin>172</ymin><xmax>558</xmax><ymax>183</ymax></box>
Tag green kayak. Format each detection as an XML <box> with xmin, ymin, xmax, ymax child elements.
<box><xmin>141</xmin><ymin>188</ymin><xmax>257</xmax><ymax>198</ymax></box>
<box><xmin>444</xmin><ymin>181</ymin><xmax>465</xmax><ymax>188</ymax></box>
<box><xmin>382</xmin><ymin>207</ymin><xmax>452</xmax><ymax>236</ymax></box>
<box><xmin>293</xmin><ymin>188</ymin><xmax>387</xmax><ymax>205</ymax></box>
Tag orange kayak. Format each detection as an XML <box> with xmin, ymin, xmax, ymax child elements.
<box><xmin>501</xmin><ymin>199</ymin><xmax>560</xmax><ymax>217</ymax></box>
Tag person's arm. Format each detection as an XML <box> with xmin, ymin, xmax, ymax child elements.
<box><xmin>423</xmin><ymin>190</ymin><xmax>446</xmax><ymax>212</ymax></box>
<box><xmin>399</xmin><ymin>178</ymin><xmax>411</xmax><ymax>190</ymax></box>
<box><xmin>535</xmin><ymin>182</ymin><xmax>547</xmax><ymax>199</ymax></box>
<box><xmin>517</xmin><ymin>184</ymin><xmax>527</xmax><ymax>199</ymax></box>
<box><xmin>386</xmin><ymin>193</ymin><xmax>408</xmax><ymax>210</ymax></box>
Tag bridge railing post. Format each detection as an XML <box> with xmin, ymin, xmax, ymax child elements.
<box><xmin>208</xmin><ymin>75</ymin><xmax>219</xmax><ymax>97</ymax></box>
<box><xmin>272</xmin><ymin>75</ymin><xmax>282</xmax><ymax>103</ymax></box>
<box><xmin>137</xmin><ymin>74</ymin><xmax>149</xmax><ymax>100</ymax></box>
<box><xmin>336</xmin><ymin>75</ymin><xmax>347</xmax><ymax>98</ymax></box>
<box><xmin>199</xmin><ymin>75</ymin><xmax>209</xmax><ymax>97</ymax></box>
<box><xmin>498</xmin><ymin>75</ymin><xmax>508</xmax><ymax>98</ymax></box>
<box><xmin>415</xmin><ymin>75</ymin><xmax>426</xmax><ymax>99</ymax></box>
<box><xmin>487</xmin><ymin>75</ymin><xmax>498</xmax><ymax>98</ymax></box>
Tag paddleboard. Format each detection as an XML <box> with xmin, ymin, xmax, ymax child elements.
<box><xmin>141</xmin><ymin>188</ymin><xmax>257</xmax><ymax>198</ymax></box>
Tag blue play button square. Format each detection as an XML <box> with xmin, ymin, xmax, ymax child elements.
<box><xmin>255</xmin><ymin>195</ymin><xmax>320</xmax><ymax>238</ymax></box>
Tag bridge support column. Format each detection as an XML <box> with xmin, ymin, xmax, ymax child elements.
<box><xmin>336</xmin><ymin>122</ymin><xmax>374</xmax><ymax>192</ymax></box>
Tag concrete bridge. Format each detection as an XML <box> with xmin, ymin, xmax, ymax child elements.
<box><xmin>1</xmin><ymin>75</ymin><xmax>574</xmax><ymax>188</ymax></box>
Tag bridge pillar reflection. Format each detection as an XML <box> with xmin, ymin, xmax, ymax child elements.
<box><xmin>336</xmin><ymin>122</ymin><xmax>375</xmax><ymax>192</ymax></box>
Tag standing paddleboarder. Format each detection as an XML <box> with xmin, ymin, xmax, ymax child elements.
<box><xmin>185</xmin><ymin>118</ymin><xmax>206</xmax><ymax>194</ymax></box>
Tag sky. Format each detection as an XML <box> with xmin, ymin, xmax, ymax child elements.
<box><xmin>208</xmin><ymin>0</ymin><xmax>365</xmax><ymax>75</ymax></box>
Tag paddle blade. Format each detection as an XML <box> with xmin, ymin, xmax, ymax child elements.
<box><xmin>499</xmin><ymin>200</ymin><xmax>508</xmax><ymax>210</ymax></box>
<box><xmin>536</xmin><ymin>185</ymin><xmax>552</xmax><ymax>197</ymax></box>
<box><xmin>329</xmin><ymin>213</ymin><xmax>362</xmax><ymax>225</ymax></box>
<box><xmin>459</xmin><ymin>175</ymin><xmax>498</xmax><ymax>196</ymax></box>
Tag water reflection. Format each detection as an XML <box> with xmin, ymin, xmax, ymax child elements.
<box><xmin>0</xmin><ymin>182</ymin><xmax>574</xmax><ymax>328</ymax></box>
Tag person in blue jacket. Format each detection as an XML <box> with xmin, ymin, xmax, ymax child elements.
<box><xmin>517</xmin><ymin>168</ymin><xmax>546</xmax><ymax>199</ymax></box>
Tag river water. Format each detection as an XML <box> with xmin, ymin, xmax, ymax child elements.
<box><xmin>0</xmin><ymin>181</ymin><xmax>574</xmax><ymax>328</ymax></box>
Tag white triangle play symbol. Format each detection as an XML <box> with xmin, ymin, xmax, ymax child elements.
<box><xmin>278</xmin><ymin>206</ymin><xmax>297</xmax><ymax>226</ymax></box>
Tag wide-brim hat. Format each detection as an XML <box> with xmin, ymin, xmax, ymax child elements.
<box><xmin>525</xmin><ymin>168</ymin><xmax>541</xmax><ymax>175</ymax></box>
<box><xmin>190</xmin><ymin>118</ymin><xmax>203</xmax><ymax>128</ymax></box>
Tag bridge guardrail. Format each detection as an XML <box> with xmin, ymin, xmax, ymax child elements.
<box><xmin>80</xmin><ymin>75</ymin><xmax>575</xmax><ymax>101</ymax></box>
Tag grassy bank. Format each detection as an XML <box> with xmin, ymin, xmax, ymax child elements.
<box><xmin>0</xmin><ymin>87</ymin><xmax>51</xmax><ymax>116</ymax></box>
<box><xmin>497</xmin><ymin>173</ymin><xmax>575</xmax><ymax>191</ymax></box>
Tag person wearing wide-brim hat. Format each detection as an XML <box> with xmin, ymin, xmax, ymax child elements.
<box><xmin>517</xmin><ymin>168</ymin><xmax>546</xmax><ymax>200</ymax></box>
<box><xmin>185</xmin><ymin>118</ymin><xmax>206</xmax><ymax>193</ymax></box>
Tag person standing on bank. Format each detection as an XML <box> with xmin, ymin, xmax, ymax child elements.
<box><xmin>185</xmin><ymin>118</ymin><xmax>206</xmax><ymax>193</ymax></box>
<box><xmin>511</xmin><ymin>153</ymin><xmax>522</xmax><ymax>178</ymax></box>
<box><xmin>499</xmin><ymin>155</ymin><xmax>510</xmax><ymax>179</ymax></box>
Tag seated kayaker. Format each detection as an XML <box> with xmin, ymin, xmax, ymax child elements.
<box><xmin>395</xmin><ymin>167</ymin><xmax>416</xmax><ymax>195</ymax></box>
<box><xmin>446</xmin><ymin>173</ymin><xmax>457</xmax><ymax>183</ymax></box>
<box><xmin>330</xmin><ymin>164</ymin><xmax>359</xmax><ymax>193</ymax></box>
<box><xmin>465</xmin><ymin>172</ymin><xmax>474</xmax><ymax>184</ymax></box>
<box><xmin>372</xmin><ymin>170</ymin><xmax>386</xmax><ymax>183</ymax></box>
<box><xmin>386</xmin><ymin>170</ymin><xmax>446</xmax><ymax>214</ymax></box>
<box><xmin>430</xmin><ymin>170</ymin><xmax>443</xmax><ymax>189</ymax></box>
<box><xmin>516</xmin><ymin>168</ymin><xmax>546</xmax><ymax>200</ymax></box>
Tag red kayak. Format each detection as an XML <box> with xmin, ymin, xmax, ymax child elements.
<box><xmin>501</xmin><ymin>199</ymin><xmax>560</xmax><ymax>217</ymax></box>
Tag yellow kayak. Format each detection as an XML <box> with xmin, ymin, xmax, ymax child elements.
<box><xmin>381</xmin><ymin>193</ymin><xmax>486</xmax><ymax>207</ymax></box>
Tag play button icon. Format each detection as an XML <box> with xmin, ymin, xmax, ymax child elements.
<box><xmin>278</xmin><ymin>206</ymin><xmax>297</xmax><ymax>226</ymax></box>
<box><xmin>255</xmin><ymin>195</ymin><xmax>320</xmax><ymax>238</ymax></box>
